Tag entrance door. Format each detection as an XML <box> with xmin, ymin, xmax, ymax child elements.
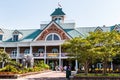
<box><xmin>47</xmin><ymin>59</ymin><xmax>58</xmax><ymax>70</ymax></box>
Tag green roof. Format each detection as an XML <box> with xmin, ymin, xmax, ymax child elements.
<box><xmin>64</xmin><ymin>29</ymin><xmax>84</xmax><ymax>38</ymax></box>
<box><xmin>5</xmin><ymin>29</ymin><xmax>42</xmax><ymax>42</ymax></box>
<box><xmin>50</xmin><ymin>8</ymin><xmax>65</xmax><ymax>16</ymax></box>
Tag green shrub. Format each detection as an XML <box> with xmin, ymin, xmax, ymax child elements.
<box><xmin>0</xmin><ymin>65</ymin><xmax>18</xmax><ymax>73</ymax></box>
<box><xmin>34</xmin><ymin>60</ymin><xmax>50</xmax><ymax>70</ymax></box>
<box><xmin>33</xmin><ymin>67</ymin><xmax>41</xmax><ymax>72</ymax></box>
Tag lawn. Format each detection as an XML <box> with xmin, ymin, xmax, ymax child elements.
<box><xmin>75</xmin><ymin>73</ymin><xmax>120</xmax><ymax>77</ymax></box>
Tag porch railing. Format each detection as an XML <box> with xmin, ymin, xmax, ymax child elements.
<box><xmin>33</xmin><ymin>53</ymin><xmax>44</xmax><ymax>57</ymax></box>
<box><xmin>10</xmin><ymin>53</ymin><xmax>69</xmax><ymax>58</ymax></box>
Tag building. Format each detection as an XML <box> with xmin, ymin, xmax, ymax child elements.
<box><xmin>0</xmin><ymin>7</ymin><xmax>119</xmax><ymax>70</ymax></box>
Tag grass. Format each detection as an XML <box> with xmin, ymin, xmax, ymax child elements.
<box><xmin>76</xmin><ymin>73</ymin><xmax>120</xmax><ymax>77</ymax></box>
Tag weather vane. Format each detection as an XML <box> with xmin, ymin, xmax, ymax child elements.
<box><xmin>58</xmin><ymin>1</ymin><xmax>62</xmax><ymax>8</ymax></box>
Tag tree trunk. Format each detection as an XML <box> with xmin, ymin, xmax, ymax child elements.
<box><xmin>84</xmin><ymin>61</ymin><xmax>89</xmax><ymax>75</ymax></box>
<box><xmin>103</xmin><ymin>60</ymin><xmax>107</xmax><ymax>74</ymax></box>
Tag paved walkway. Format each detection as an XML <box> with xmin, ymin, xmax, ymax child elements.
<box><xmin>0</xmin><ymin>71</ymin><xmax>76</xmax><ymax>80</ymax></box>
<box><xmin>17</xmin><ymin>71</ymin><xmax>68</xmax><ymax>80</ymax></box>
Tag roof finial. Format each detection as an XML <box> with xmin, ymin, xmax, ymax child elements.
<box><xmin>58</xmin><ymin>2</ymin><xmax>62</xmax><ymax>8</ymax></box>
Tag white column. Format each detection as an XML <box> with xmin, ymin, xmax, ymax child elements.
<box><xmin>30</xmin><ymin>46</ymin><xmax>32</xmax><ymax>55</ymax></box>
<box><xmin>44</xmin><ymin>45</ymin><xmax>46</xmax><ymax>64</ymax></box>
<box><xmin>75</xmin><ymin>60</ymin><xmax>78</xmax><ymax>72</ymax></box>
<box><xmin>59</xmin><ymin>45</ymin><xmax>61</xmax><ymax>66</ymax></box>
<box><xmin>111</xmin><ymin>61</ymin><xmax>113</xmax><ymax>70</ymax></box>
<box><xmin>16</xmin><ymin>46</ymin><xmax>19</xmax><ymax>62</ymax></box>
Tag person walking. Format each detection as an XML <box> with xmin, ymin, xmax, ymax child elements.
<box><xmin>66</xmin><ymin>65</ymin><xmax>71</xmax><ymax>80</ymax></box>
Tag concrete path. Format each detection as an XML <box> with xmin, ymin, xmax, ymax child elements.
<box><xmin>0</xmin><ymin>71</ymin><xmax>76</xmax><ymax>80</ymax></box>
<box><xmin>17</xmin><ymin>71</ymin><xmax>67</xmax><ymax>80</ymax></box>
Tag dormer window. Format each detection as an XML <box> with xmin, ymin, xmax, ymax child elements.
<box><xmin>114</xmin><ymin>26</ymin><xmax>120</xmax><ymax>32</ymax></box>
<box><xmin>12</xmin><ymin>30</ymin><xmax>23</xmax><ymax>41</ymax></box>
<box><xmin>94</xmin><ymin>27</ymin><xmax>103</xmax><ymax>32</ymax></box>
<box><xmin>0</xmin><ymin>35</ymin><xmax>3</xmax><ymax>41</ymax></box>
<box><xmin>13</xmin><ymin>35</ymin><xmax>18</xmax><ymax>41</ymax></box>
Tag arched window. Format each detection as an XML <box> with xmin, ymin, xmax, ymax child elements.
<box><xmin>52</xmin><ymin>48</ymin><xmax>58</xmax><ymax>53</ymax></box>
<box><xmin>38</xmin><ymin>49</ymin><xmax>44</xmax><ymax>53</ymax></box>
<box><xmin>46</xmin><ymin>33</ymin><xmax>60</xmax><ymax>41</ymax></box>
<box><xmin>24</xmin><ymin>49</ymin><xmax>30</xmax><ymax>54</ymax></box>
<box><xmin>11</xmin><ymin>49</ymin><xmax>17</xmax><ymax>57</ymax></box>
<box><xmin>54</xmin><ymin>17</ymin><xmax>62</xmax><ymax>23</ymax></box>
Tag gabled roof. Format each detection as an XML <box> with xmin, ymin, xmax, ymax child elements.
<box><xmin>12</xmin><ymin>30</ymin><xmax>22</xmax><ymax>34</ymax></box>
<box><xmin>34</xmin><ymin>21</ymin><xmax>73</xmax><ymax>41</ymax></box>
<box><xmin>50</xmin><ymin>8</ymin><xmax>66</xmax><ymax>16</ymax></box>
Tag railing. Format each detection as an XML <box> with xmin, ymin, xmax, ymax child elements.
<box><xmin>10</xmin><ymin>53</ymin><xmax>68</xmax><ymax>59</ymax></box>
<box><xmin>9</xmin><ymin>54</ymin><xmax>17</xmax><ymax>58</ymax></box>
<box><xmin>33</xmin><ymin>53</ymin><xmax>44</xmax><ymax>57</ymax></box>
<box><xmin>61</xmin><ymin>53</ymin><xmax>68</xmax><ymax>57</ymax></box>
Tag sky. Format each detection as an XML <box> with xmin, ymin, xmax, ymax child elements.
<box><xmin>0</xmin><ymin>0</ymin><xmax>120</xmax><ymax>29</ymax></box>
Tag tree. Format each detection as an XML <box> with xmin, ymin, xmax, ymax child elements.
<box><xmin>62</xmin><ymin>37</ymin><xmax>96</xmax><ymax>75</ymax></box>
<box><xmin>0</xmin><ymin>49</ymin><xmax>10</xmax><ymax>68</ymax></box>
<box><xmin>88</xmin><ymin>31</ymin><xmax>120</xmax><ymax>74</ymax></box>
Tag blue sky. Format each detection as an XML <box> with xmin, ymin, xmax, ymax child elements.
<box><xmin>0</xmin><ymin>0</ymin><xmax>120</xmax><ymax>29</ymax></box>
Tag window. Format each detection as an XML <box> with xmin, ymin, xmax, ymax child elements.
<box><xmin>54</xmin><ymin>34</ymin><xmax>59</xmax><ymax>40</ymax></box>
<box><xmin>52</xmin><ymin>48</ymin><xmax>58</xmax><ymax>53</ymax></box>
<box><xmin>24</xmin><ymin>49</ymin><xmax>30</xmax><ymax>54</ymax></box>
<box><xmin>13</xmin><ymin>35</ymin><xmax>18</xmax><ymax>41</ymax></box>
<box><xmin>46</xmin><ymin>33</ymin><xmax>60</xmax><ymax>41</ymax></box>
<box><xmin>54</xmin><ymin>17</ymin><xmax>62</xmax><ymax>23</ymax></box>
<box><xmin>38</xmin><ymin>49</ymin><xmax>44</xmax><ymax>53</ymax></box>
<box><xmin>11</xmin><ymin>49</ymin><xmax>17</xmax><ymax>57</ymax></box>
<box><xmin>0</xmin><ymin>35</ymin><xmax>3</xmax><ymax>40</ymax></box>
<box><xmin>46</xmin><ymin>35</ymin><xmax>52</xmax><ymax>40</ymax></box>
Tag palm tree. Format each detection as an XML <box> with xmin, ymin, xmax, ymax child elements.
<box><xmin>0</xmin><ymin>49</ymin><xmax>10</xmax><ymax>68</ymax></box>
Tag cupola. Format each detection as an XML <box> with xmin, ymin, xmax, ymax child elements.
<box><xmin>50</xmin><ymin>8</ymin><xmax>66</xmax><ymax>23</ymax></box>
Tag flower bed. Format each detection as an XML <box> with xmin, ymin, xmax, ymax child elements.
<box><xmin>73</xmin><ymin>73</ymin><xmax>120</xmax><ymax>80</ymax></box>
